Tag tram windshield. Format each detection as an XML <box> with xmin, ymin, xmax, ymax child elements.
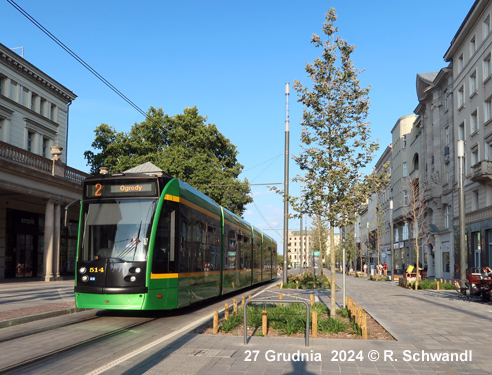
<box><xmin>79</xmin><ymin>199</ymin><xmax>157</xmax><ymax>261</ymax></box>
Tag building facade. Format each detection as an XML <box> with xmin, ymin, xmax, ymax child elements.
<box><xmin>0</xmin><ymin>43</ymin><xmax>89</xmax><ymax>281</ymax></box>
<box><xmin>444</xmin><ymin>0</ymin><xmax>492</xmax><ymax>276</ymax></box>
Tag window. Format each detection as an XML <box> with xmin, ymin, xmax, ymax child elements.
<box><xmin>484</xmin><ymin>15</ymin><xmax>491</xmax><ymax>37</ymax></box>
<box><xmin>31</xmin><ymin>93</ymin><xmax>38</xmax><ymax>111</ymax></box>
<box><xmin>486</xmin><ymin>98</ymin><xmax>492</xmax><ymax>123</ymax></box>
<box><xmin>27</xmin><ymin>131</ymin><xmax>34</xmax><ymax>152</ymax></box>
<box><xmin>470</xmin><ymin>35</ymin><xmax>477</xmax><ymax>56</ymax></box>
<box><xmin>473</xmin><ymin>190</ymin><xmax>479</xmax><ymax>211</ymax></box>
<box><xmin>486</xmin><ymin>185</ymin><xmax>492</xmax><ymax>206</ymax></box>
<box><xmin>42</xmin><ymin>138</ymin><xmax>49</xmax><ymax>158</ymax></box>
<box><xmin>472</xmin><ymin>148</ymin><xmax>479</xmax><ymax>168</ymax></box>
<box><xmin>458</xmin><ymin>53</ymin><xmax>464</xmax><ymax>72</ymax></box>
<box><xmin>403</xmin><ymin>134</ymin><xmax>407</xmax><ymax>148</ymax></box>
<box><xmin>458</xmin><ymin>86</ymin><xmax>465</xmax><ymax>108</ymax></box>
<box><xmin>459</xmin><ymin>122</ymin><xmax>465</xmax><ymax>140</ymax></box>
<box><xmin>444</xmin><ymin>205</ymin><xmax>450</xmax><ymax>229</ymax></box>
<box><xmin>403</xmin><ymin>162</ymin><xmax>408</xmax><ymax>177</ymax></box>
<box><xmin>484</xmin><ymin>54</ymin><xmax>492</xmax><ymax>80</ymax></box>
<box><xmin>471</xmin><ymin>110</ymin><xmax>478</xmax><ymax>133</ymax></box>
<box><xmin>402</xmin><ymin>223</ymin><xmax>409</xmax><ymax>240</ymax></box>
<box><xmin>403</xmin><ymin>190</ymin><xmax>408</xmax><ymax>206</ymax></box>
<box><xmin>470</xmin><ymin>71</ymin><xmax>478</xmax><ymax>95</ymax></box>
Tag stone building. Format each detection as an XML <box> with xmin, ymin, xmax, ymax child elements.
<box><xmin>444</xmin><ymin>0</ymin><xmax>492</xmax><ymax>275</ymax></box>
<box><xmin>0</xmin><ymin>42</ymin><xmax>89</xmax><ymax>281</ymax></box>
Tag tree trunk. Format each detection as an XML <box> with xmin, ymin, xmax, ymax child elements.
<box><xmin>330</xmin><ymin>225</ymin><xmax>336</xmax><ymax>315</ymax></box>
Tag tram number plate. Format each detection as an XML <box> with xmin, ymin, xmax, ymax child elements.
<box><xmin>89</xmin><ymin>267</ymin><xmax>104</xmax><ymax>273</ymax></box>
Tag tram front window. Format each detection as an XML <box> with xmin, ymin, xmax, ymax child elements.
<box><xmin>80</xmin><ymin>199</ymin><xmax>157</xmax><ymax>262</ymax></box>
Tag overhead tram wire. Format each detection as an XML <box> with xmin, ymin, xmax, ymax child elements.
<box><xmin>7</xmin><ymin>0</ymin><xmax>148</xmax><ymax>119</ymax></box>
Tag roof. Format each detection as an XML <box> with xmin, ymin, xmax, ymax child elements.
<box><xmin>124</xmin><ymin>162</ymin><xmax>163</xmax><ymax>175</ymax></box>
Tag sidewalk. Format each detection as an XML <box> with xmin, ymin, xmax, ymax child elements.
<box><xmin>1</xmin><ymin>275</ymin><xmax>492</xmax><ymax>374</ymax></box>
<box><xmin>0</xmin><ymin>278</ymin><xmax>76</xmax><ymax>328</ymax></box>
<box><xmin>128</xmin><ymin>273</ymin><xmax>492</xmax><ymax>375</ymax></box>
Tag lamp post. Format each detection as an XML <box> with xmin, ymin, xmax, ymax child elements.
<box><xmin>457</xmin><ymin>140</ymin><xmax>466</xmax><ymax>285</ymax></box>
<box><xmin>342</xmin><ymin>226</ymin><xmax>346</xmax><ymax>307</ymax></box>
<box><xmin>390</xmin><ymin>199</ymin><xmax>394</xmax><ymax>280</ymax></box>
<box><xmin>283</xmin><ymin>83</ymin><xmax>290</xmax><ymax>284</ymax></box>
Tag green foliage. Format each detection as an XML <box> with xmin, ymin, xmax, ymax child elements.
<box><xmin>408</xmin><ymin>279</ymin><xmax>455</xmax><ymax>290</ymax></box>
<box><xmin>84</xmin><ymin>106</ymin><xmax>252</xmax><ymax>215</ymax></box>
<box><xmin>336</xmin><ymin>307</ymin><xmax>350</xmax><ymax>319</ymax></box>
<box><xmin>282</xmin><ymin>271</ymin><xmax>331</xmax><ymax>289</ymax></box>
<box><xmin>221</xmin><ymin>313</ymin><xmax>243</xmax><ymax>333</ymax></box>
<box><xmin>318</xmin><ymin>317</ymin><xmax>348</xmax><ymax>334</ymax></box>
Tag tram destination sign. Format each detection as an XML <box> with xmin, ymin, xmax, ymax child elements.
<box><xmin>85</xmin><ymin>179</ymin><xmax>158</xmax><ymax>198</ymax></box>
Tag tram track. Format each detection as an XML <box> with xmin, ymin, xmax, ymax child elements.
<box><xmin>0</xmin><ymin>315</ymin><xmax>101</xmax><ymax>344</ymax></box>
<box><xmin>0</xmin><ymin>317</ymin><xmax>159</xmax><ymax>375</ymax></box>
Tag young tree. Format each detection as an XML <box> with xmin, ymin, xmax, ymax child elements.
<box><xmin>402</xmin><ymin>177</ymin><xmax>430</xmax><ymax>290</ymax></box>
<box><xmin>310</xmin><ymin>214</ymin><xmax>329</xmax><ymax>284</ymax></box>
<box><xmin>288</xmin><ymin>9</ymin><xmax>388</xmax><ymax>315</ymax></box>
<box><xmin>84</xmin><ymin>106</ymin><xmax>252</xmax><ymax>216</ymax></box>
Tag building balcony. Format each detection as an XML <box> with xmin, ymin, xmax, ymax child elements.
<box><xmin>471</xmin><ymin>160</ymin><xmax>492</xmax><ymax>184</ymax></box>
<box><xmin>0</xmin><ymin>141</ymin><xmax>89</xmax><ymax>183</ymax></box>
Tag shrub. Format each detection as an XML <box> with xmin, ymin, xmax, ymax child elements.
<box><xmin>221</xmin><ymin>313</ymin><xmax>242</xmax><ymax>333</ymax></box>
<box><xmin>318</xmin><ymin>317</ymin><xmax>348</xmax><ymax>334</ymax></box>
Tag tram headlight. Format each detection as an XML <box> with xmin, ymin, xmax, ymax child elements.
<box><xmin>79</xmin><ymin>267</ymin><xmax>87</xmax><ymax>274</ymax></box>
<box><xmin>129</xmin><ymin>267</ymin><xmax>141</xmax><ymax>274</ymax></box>
<box><xmin>130</xmin><ymin>276</ymin><xmax>137</xmax><ymax>282</ymax></box>
<box><xmin>135</xmin><ymin>267</ymin><xmax>141</xmax><ymax>274</ymax></box>
<box><xmin>81</xmin><ymin>275</ymin><xmax>89</xmax><ymax>282</ymax></box>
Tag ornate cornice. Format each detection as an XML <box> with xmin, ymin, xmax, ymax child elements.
<box><xmin>0</xmin><ymin>44</ymin><xmax>76</xmax><ymax>103</ymax></box>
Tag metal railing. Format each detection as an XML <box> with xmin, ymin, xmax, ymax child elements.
<box><xmin>243</xmin><ymin>298</ymin><xmax>310</xmax><ymax>347</ymax></box>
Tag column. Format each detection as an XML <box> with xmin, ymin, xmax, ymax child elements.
<box><xmin>54</xmin><ymin>204</ymin><xmax>61</xmax><ymax>278</ymax></box>
<box><xmin>43</xmin><ymin>200</ymin><xmax>54</xmax><ymax>281</ymax></box>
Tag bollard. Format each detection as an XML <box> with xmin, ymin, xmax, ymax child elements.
<box><xmin>249</xmin><ymin>295</ymin><xmax>252</xmax><ymax>300</ymax></box>
<box><xmin>296</xmin><ymin>280</ymin><xmax>299</xmax><ymax>289</ymax></box>
<box><xmin>213</xmin><ymin>311</ymin><xmax>219</xmax><ymax>334</ymax></box>
<box><xmin>242</xmin><ymin>296</ymin><xmax>245</xmax><ymax>306</ymax></box>
<box><xmin>280</xmin><ymin>281</ymin><xmax>284</xmax><ymax>289</ymax></box>
<box><xmin>437</xmin><ymin>281</ymin><xmax>440</xmax><ymax>290</ymax></box>
<box><xmin>362</xmin><ymin>313</ymin><xmax>368</xmax><ymax>339</ymax></box>
<box><xmin>352</xmin><ymin>301</ymin><xmax>357</xmax><ymax>320</ymax></box>
<box><xmin>310</xmin><ymin>293</ymin><xmax>314</xmax><ymax>307</ymax></box>
<box><xmin>262</xmin><ymin>310</ymin><xmax>268</xmax><ymax>336</ymax></box>
<box><xmin>234</xmin><ymin>299</ymin><xmax>238</xmax><ymax>314</ymax></box>
<box><xmin>279</xmin><ymin>293</ymin><xmax>283</xmax><ymax>307</ymax></box>
<box><xmin>225</xmin><ymin>303</ymin><xmax>229</xmax><ymax>320</ymax></box>
<box><xmin>312</xmin><ymin>311</ymin><xmax>318</xmax><ymax>338</ymax></box>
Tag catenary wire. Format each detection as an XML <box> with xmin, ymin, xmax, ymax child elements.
<box><xmin>6</xmin><ymin>0</ymin><xmax>148</xmax><ymax>119</ymax></box>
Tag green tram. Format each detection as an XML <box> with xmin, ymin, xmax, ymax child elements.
<box><xmin>74</xmin><ymin>172</ymin><xmax>277</xmax><ymax>310</ymax></box>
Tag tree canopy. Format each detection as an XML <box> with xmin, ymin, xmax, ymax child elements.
<box><xmin>287</xmin><ymin>9</ymin><xmax>389</xmax><ymax>313</ymax></box>
<box><xmin>84</xmin><ymin>106</ymin><xmax>252</xmax><ymax>216</ymax></box>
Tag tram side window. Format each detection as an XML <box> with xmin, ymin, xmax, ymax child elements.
<box><xmin>254</xmin><ymin>236</ymin><xmax>262</xmax><ymax>270</ymax></box>
<box><xmin>152</xmin><ymin>205</ymin><xmax>176</xmax><ymax>273</ymax></box>
<box><xmin>242</xmin><ymin>235</ymin><xmax>251</xmax><ymax>269</ymax></box>
<box><xmin>205</xmin><ymin>222</ymin><xmax>220</xmax><ymax>271</ymax></box>
<box><xmin>180</xmin><ymin>207</ymin><xmax>207</xmax><ymax>272</ymax></box>
<box><xmin>226</xmin><ymin>228</ymin><xmax>238</xmax><ymax>270</ymax></box>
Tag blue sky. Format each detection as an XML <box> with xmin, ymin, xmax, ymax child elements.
<box><xmin>2</xmin><ymin>0</ymin><xmax>474</xmax><ymax>251</ymax></box>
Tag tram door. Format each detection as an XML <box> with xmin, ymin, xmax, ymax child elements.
<box><xmin>16</xmin><ymin>234</ymin><xmax>34</xmax><ymax>277</ymax></box>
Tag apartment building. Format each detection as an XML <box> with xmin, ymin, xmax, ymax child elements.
<box><xmin>444</xmin><ymin>0</ymin><xmax>492</xmax><ymax>275</ymax></box>
<box><xmin>0</xmin><ymin>42</ymin><xmax>89</xmax><ymax>281</ymax></box>
<box><xmin>287</xmin><ymin>229</ymin><xmax>340</xmax><ymax>269</ymax></box>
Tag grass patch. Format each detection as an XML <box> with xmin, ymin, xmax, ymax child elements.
<box><xmin>281</xmin><ymin>271</ymin><xmax>333</xmax><ymax>289</ymax></box>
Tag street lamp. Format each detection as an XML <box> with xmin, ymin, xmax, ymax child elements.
<box><xmin>283</xmin><ymin>83</ymin><xmax>290</xmax><ymax>284</ymax></box>
<box><xmin>390</xmin><ymin>199</ymin><xmax>394</xmax><ymax>280</ymax></box>
<box><xmin>457</xmin><ymin>140</ymin><xmax>466</xmax><ymax>285</ymax></box>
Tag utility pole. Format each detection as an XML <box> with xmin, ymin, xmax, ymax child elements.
<box><xmin>283</xmin><ymin>83</ymin><xmax>290</xmax><ymax>284</ymax></box>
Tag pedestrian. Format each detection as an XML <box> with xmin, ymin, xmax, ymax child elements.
<box><xmin>363</xmin><ymin>263</ymin><xmax>368</xmax><ymax>276</ymax></box>
<box><xmin>383</xmin><ymin>262</ymin><xmax>388</xmax><ymax>276</ymax></box>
